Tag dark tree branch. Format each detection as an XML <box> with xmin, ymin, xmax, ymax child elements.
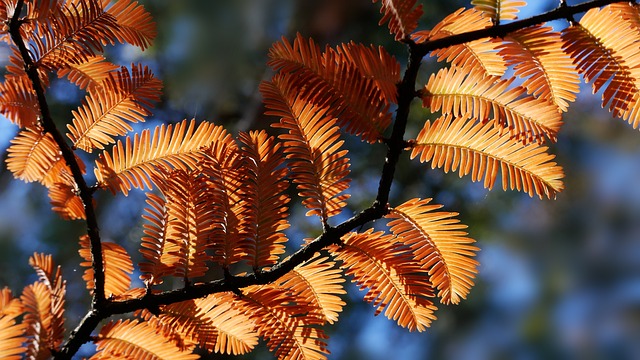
<box><xmin>7</xmin><ymin>2</ymin><xmax>107</xmax><ymax>358</ymax></box>
<box><xmin>11</xmin><ymin>0</ymin><xmax>626</xmax><ymax>358</ymax></box>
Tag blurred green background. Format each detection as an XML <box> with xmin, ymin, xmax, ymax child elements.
<box><xmin>1</xmin><ymin>0</ymin><xmax>639</xmax><ymax>359</ymax></box>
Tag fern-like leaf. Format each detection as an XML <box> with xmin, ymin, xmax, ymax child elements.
<box><xmin>48</xmin><ymin>182</ymin><xmax>86</xmax><ymax>220</ymax></box>
<box><xmin>0</xmin><ymin>313</ymin><xmax>27</xmax><ymax>360</ymax></box>
<box><xmin>0</xmin><ymin>76</ymin><xmax>40</xmax><ymax>128</ymax></box>
<box><xmin>471</xmin><ymin>0</ymin><xmax>527</xmax><ymax>22</ymax></box>
<box><xmin>57</xmin><ymin>55</ymin><xmax>119</xmax><ymax>91</ymax></box>
<box><xmin>145</xmin><ymin>296</ymin><xmax>259</xmax><ymax>355</ymax></box>
<box><xmin>275</xmin><ymin>257</ymin><xmax>346</xmax><ymax>325</ymax></box>
<box><xmin>103</xmin><ymin>0</ymin><xmax>157</xmax><ymax>50</ymax></box>
<box><xmin>0</xmin><ymin>288</ymin><xmax>23</xmax><ymax>317</ymax></box>
<box><xmin>238</xmin><ymin>130</ymin><xmax>290</xmax><ymax>269</ymax></box>
<box><xmin>424</xmin><ymin>66</ymin><xmax>562</xmax><ymax>142</ymax></box>
<box><xmin>67</xmin><ymin>64</ymin><xmax>162</xmax><ymax>152</ymax></box>
<box><xmin>25</xmin><ymin>0</ymin><xmax>119</xmax><ymax>72</ymax></box>
<box><xmin>330</xmin><ymin>230</ymin><xmax>437</xmax><ymax>331</ymax></box>
<box><xmin>201</xmin><ymin>140</ymin><xmax>256</xmax><ymax>268</ymax></box>
<box><xmin>372</xmin><ymin>0</ymin><xmax>423</xmax><ymax>41</ymax></box>
<box><xmin>139</xmin><ymin>192</ymin><xmax>184</xmax><ymax>285</ymax></box>
<box><xmin>79</xmin><ymin>235</ymin><xmax>133</xmax><ymax>297</ymax></box>
<box><xmin>385</xmin><ymin>198</ymin><xmax>478</xmax><ymax>304</ymax></box>
<box><xmin>21</xmin><ymin>282</ymin><xmax>54</xmax><ymax>359</ymax></box>
<box><xmin>153</xmin><ymin>169</ymin><xmax>215</xmax><ymax>280</ymax></box>
<box><xmin>413</xmin><ymin>8</ymin><xmax>507</xmax><ymax>77</ymax></box>
<box><xmin>411</xmin><ymin>114</ymin><xmax>565</xmax><ymax>199</ymax></box>
<box><xmin>268</xmin><ymin>34</ymin><xmax>392</xmax><ymax>142</ymax></box>
<box><xmin>92</xmin><ymin>319</ymin><xmax>199</xmax><ymax>360</ymax></box>
<box><xmin>262</xmin><ymin>75</ymin><xmax>351</xmax><ymax>221</ymax></box>
<box><xmin>28</xmin><ymin>253</ymin><xmax>65</xmax><ymax>350</ymax></box>
<box><xmin>498</xmin><ymin>25</ymin><xmax>580</xmax><ymax>112</ymax></box>
<box><xmin>94</xmin><ymin>119</ymin><xmax>226</xmax><ymax>195</ymax></box>
<box><xmin>562</xmin><ymin>5</ymin><xmax>640</xmax><ymax>128</ymax></box>
<box><xmin>235</xmin><ymin>286</ymin><xmax>329</xmax><ymax>360</ymax></box>
<box><xmin>6</xmin><ymin>127</ymin><xmax>60</xmax><ymax>184</ymax></box>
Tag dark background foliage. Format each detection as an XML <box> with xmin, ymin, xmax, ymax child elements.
<box><xmin>0</xmin><ymin>1</ymin><xmax>639</xmax><ymax>359</ymax></box>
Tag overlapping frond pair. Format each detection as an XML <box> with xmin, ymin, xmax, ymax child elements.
<box><xmin>332</xmin><ymin>198</ymin><xmax>477</xmax><ymax>331</ymax></box>
<box><xmin>79</xmin><ymin>235</ymin><xmax>133</xmax><ymax>298</ymax></box>
<box><xmin>471</xmin><ymin>0</ymin><xmax>527</xmax><ymax>23</ymax></box>
<box><xmin>268</xmin><ymin>33</ymin><xmax>399</xmax><ymax>143</ymax></box>
<box><xmin>372</xmin><ymin>0</ymin><xmax>423</xmax><ymax>41</ymax></box>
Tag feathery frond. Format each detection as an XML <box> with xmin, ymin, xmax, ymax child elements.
<box><xmin>92</xmin><ymin>319</ymin><xmax>199</xmax><ymax>360</ymax></box>
<box><xmin>48</xmin><ymin>182</ymin><xmax>86</xmax><ymax>220</ymax></box>
<box><xmin>28</xmin><ymin>253</ymin><xmax>65</xmax><ymax>350</ymax></box>
<box><xmin>411</xmin><ymin>114</ymin><xmax>565</xmax><ymax>199</ymax></box>
<box><xmin>79</xmin><ymin>235</ymin><xmax>133</xmax><ymax>297</ymax></box>
<box><xmin>0</xmin><ymin>288</ymin><xmax>23</xmax><ymax>317</ymax></box>
<box><xmin>235</xmin><ymin>285</ymin><xmax>329</xmax><ymax>360</ymax></box>
<box><xmin>562</xmin><ymin>5</ymin><xmax>640</xmax><ymax>128</ymax></box>
<box><xmin>330</xmin><ymin>230</ymin><xmax>437</xmax><ymax>332</ymax></box>
<box><xmin>414</xmin><ymin>8</ymin><xmax>507</xmax><ymax>77</ymax></box>
<box><xmin>262</xmin><ymin>74</ymin><xmax>351</xmax><ymax>222</ymax></box>
<box><xmin>385</xmin><ymin>199</ymin><xmax>478</xmax><ymax>304</ymax></box>
<box><xmin>275</xmin><ymin>257</ymin><xmax>346</xmax><ymax>324</ymax></box>
<box><xmin>238</xmin><ymin>130</ymin><xmax>290</xmax><ymax>269</ymax></box>
<box><xmin>372</xmin><ymin>0</ymin><xmax>423</xmax><ymax>41</ymax></box>
<box><xmin>499</xmin><ymin>25</ymin><xmax>580</xmax><ymax>112</ymax></box>
<box><xmin>423</xmin><ymin>66</ymin><xmax>562</xmax><ymax>142</ymax></box>
<box><xmin>153</xmin><ymin>169</ymin><xmax>215</xmax><ymax>280</ymax></box>
<box><xmin>104</xmin><ymin>0</ymin><xmax>157</xmax><ymax>50</ymax></box>
<box><xmin>268</xmin><ymin>34</ymin><xmax>392</xmax><ymax>142</ymax></box>
<box><xmin>471</xmin><ymin>0</ymin><xmax>527</xmax><ymax>22</ymax></box>
<box><xmin>94</xmin><ymin>119</ymin><xmax>226</xmax><ymax>195</ymax></box>
<box><xmin>6</xmin><ymin>127</ymin><xmax>60</xmax><ymax>183</ymax></box>
<box><xmin>57</xmin><ymin>55</ymin><xmax>119</xmax><ymax>91</ymax></box>
<box><xmin>0</xmin><ymin>314</ymin><xmax>26</xmax><ymax>360</ymax></box>
<box><xmin>67</xmin><ymin>64</ymin><xmax>162</xmax><ymax>152</ymax></box>
<box><xmin>0</xmin><ymin>76</ymin><xmax>40</xmax><ymax>128</ymax></box>
<box><xmin>21</xmin><ymin>281</ymin><xmax>54</xmax><ymax>359</ymax></box>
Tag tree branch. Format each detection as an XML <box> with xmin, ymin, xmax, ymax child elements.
<box><xmin>7</xmin><ymin>2</ymin><xmax>107</xmax><ymax>357</ymax></box>
<box><xmin>45</xmin><ymin>0</ymin><xmax>633</xmax><ymax>358</ymax></box>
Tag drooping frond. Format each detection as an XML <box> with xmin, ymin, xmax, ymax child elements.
<box><xmin>0</xmin><ymin>314</ymin><xmax>26</xmax><ymax>360</ymax></box>
<box><xmin>25</xmin><ymin>0</ymin><xmax>119</xmax><ymax>72</ymax></box>
<box><xmin>94</xmin><ymin>119</ymin><xmax>226</xmax><ymax>195</ymax></box>
<box><xmin>238</xmin><ymin>130</ymin><xmax>290</xmax><ymax>269</ymax></box>
<box><xmin>413</xmin><ymin>8</ymin><xmax>506</xmax><ymax>77</ymax></box>
<box><xmin>372</xmin><ymin>0</ymin><xmax>423</xmax><ymax>41</ymax></box>
<box><xmin>330</xmin><ymin>230</ymin><xmax>437</xmax><ymax>332</ymax></box>
<box><xmin>498</xmin><ymin>25</ymin><xmax>580</xmax><ymax>112</ymax></box>
<box><xmin>48</xmin><ymin>182</ymin><xmax>86</xmax><ymax>220</ymax></box>
<box><xmin>411</xmin><ymin>114</ymin><xmax>565</xmax><ymax>199</ymax></box>
<box><xmin>153</xmin><ymin>169</ymin><xmax>215</xmax><ymax>280</ymax></box>
<box><xmin>0</xmin><ymin>288</ymin><xmax>23</xmax><ymax>317</ymax></box>
<box><xmin>79</xmin><ymin>235</ymin><xmax>133</xmax><ymax>297</ymax></box>
<box><xmin>471</xmin><ymin>0</ymin><xmax>527</xmax><ymax>22</ymax></box>
<box><xmin>201</xmin><ymin>140</ymin><xmax>256</xmax><ymax>268</ymax></box>
<box><xmin>562</xmin><ymin>5</ymin><xmax>640</xmax><ymax>128</ymax></box>
<box><xmin>6</xmin><ymin>127</ymin><xmax>60</xmax><ymax>183</ymax></box>
<box><xmin>67</xmin><ymin>64</ymin><xmax>162</xmax><ymax>152</ymax></box>
<box><xmin>21</xmin><ymin>282</ymin><xmax>54</xmax><ymax>359</ymax></box>
<box><xmin>423</xmin><ymin>66</ymin><xmax>562</xmax><ymax>142</ymax></box>
<box><xmin>92</xmin><ymin>319</ymin><xmax>199</xmax><ymax>360</ymax></box>
<box><xmin>385</xmin><ymin>199</ymin><xmax>478</xmax><ymax>304</ymax></box>
<box><xmin>103</xmin><ymin>0</ymin><xmax>157</xmax><ymax>50</ymax></box>
<box><xmin>139</xmin><ymin>192</ymin><xmax>184</xmax><ymax>286</ymax></box>
<box><xmin>262</xmin><ymin>75</ymin><xmax>351</xmax><ymax>221</ymax></box>
<box><xmin>268</xmin><ymin>34</ymin><xmax>392</xmax><ymax>142</ymax></box>
<box><xmin>0</xmin><ymin>76</ymin><xmax>40</xmax><ymax>128</ymax></box>
<box><xmin>57</xmin><ymin>55</ymin><xmax>119</xmax><ymax>91</ymax></box>
<box><xmin>275</xmin><ymin>257</ymin><xmax>346</xmax><ymax>325</ymax></box>
<box><xmin>235</xmin><ymin>285</ymin><xmax>329</xmax><ymax>360</ymax></box>
<box><xmin>28</xmin><ymin>253</ymin><xmax>65</xmax><ymax>349</ymax></box>
<box><xmin>335</xmin><ymin>42</ymin><xmax>401</xmax><ymax>104</ymax></box>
